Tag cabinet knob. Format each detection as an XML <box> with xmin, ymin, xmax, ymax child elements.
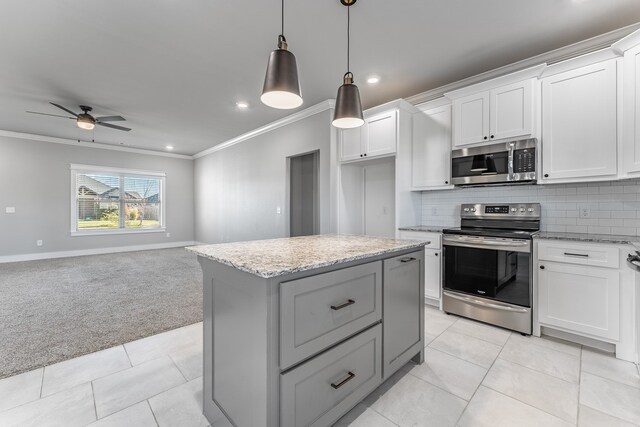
<box><xmin>360</xmin><ymin>154</ymin><xmax>363</xmax><ymax>157</ymax></box>
<box><xmin>363</xmin><ymin>153</ymin><xmax>367</xmax><ymax>156</ymax></box>
<box><xmin>539</xmin><ymin>265</ymin><xmax>545</xmax><ymax>270</ymax></box>
<box><xmin>445</xmin><ymin>181</ymin><xmax>449</xmax><ymax>184</ymax></box>
<box><xmin>544</xmin><ymin>174</ymin><xmax>549</xmax><ymax>178</ymax></box>
<box><xmin>490</xmin><ymin>135</ymin><xmax>495</xmax><ymax>139</ymax></box>
<box><xmin>484</xmin><ymin>136</ymin><xmax>488</xmax><ymax>140</ymax></box>
<box><xmin>435</xmin><ymin>253</ymin><xmax>438</xmax><ymax>257</ymax></box>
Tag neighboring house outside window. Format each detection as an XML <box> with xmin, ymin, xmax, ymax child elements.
<box><xmin>70</xmin><ymin>164</ymin><xmax>166</xmax><ymax>235</ymax></box>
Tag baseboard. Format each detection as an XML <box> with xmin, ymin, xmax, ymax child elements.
<box><xmin>0</xmin><ymin>241</ymin><xmax>198</xmax><ymax>263</ymax></box>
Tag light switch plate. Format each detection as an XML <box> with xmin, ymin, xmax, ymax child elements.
<box><xmin>5</xmin><ymin>207</ymin><xmax>15</xmax><ymax>214</ymax></box>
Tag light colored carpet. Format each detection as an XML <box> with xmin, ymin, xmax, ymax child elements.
<box><xmin>0</xmin><ymin>247</ymin><xmax>202</xmax><ymax>379</ymax></box>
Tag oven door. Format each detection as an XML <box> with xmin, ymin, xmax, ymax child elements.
<box><xmin>443</xmin><ymin>235</ymin><xmax>531</xmax><ymax>308</ymax></box>
<box><xmin>451</xmin><ymin>149</ymin><xmax>510</xmax><ymax>186</ymax></box>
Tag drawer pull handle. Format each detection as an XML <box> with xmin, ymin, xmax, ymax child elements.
<box><xmin>400</xmin><ymin>257</ymin><xmax>417</xmax><ymax>263</ymax></box>
<box><xmin>564</xmin><ymin>252</ymin><xmax>589</xmax><ymax>258</ymax></box>
<box><xmin>331</xmin><ymin>371</ymin><xmax>356</xmax><ymax>389</ymax></box>
<box><xmin>331</xmin><ymin>299</ymin><xmax>355</xmax><ymax>310</ymax></box>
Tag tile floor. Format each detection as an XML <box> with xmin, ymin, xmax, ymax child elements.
<box><xmin>0</xmin><ymin>306</ymin><xmax>639</xmax><ymax>426</ymax></box>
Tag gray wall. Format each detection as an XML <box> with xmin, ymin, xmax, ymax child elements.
<box><xmin>194</xmin><ymin>110</ymin><xmax>335</xmax><ymax>244</ymax></box>
<box><xmin>0</xmin><ymin>135</ymin><xmax>194</xmax><ymax>257</ymax></box>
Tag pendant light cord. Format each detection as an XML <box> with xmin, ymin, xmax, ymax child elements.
<box><xmin>281</xmin><ymin>0</ymin><xmax>285</xmax><ymax>38</ymax></box>
<box><xmin>347</xmin><ymin>5</ymin><xmax>350</xmax><ymax>74</ymax></box>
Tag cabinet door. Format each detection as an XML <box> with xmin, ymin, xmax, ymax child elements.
<box><xmin>424</xmin><ymin>249</ymin><xmax>441</xmax><ymax>301</ymax></box>
<box><xmin>622</xmin><ymin>44</ymin><xmax>640</xmax><ymax>176</ymax></box>
<box><xmin>490</xmin><ymin>79</ymin><xmax>533</xmax><ymax>141</ymax></box>
<box><xmin>541</xmin><ymin>60</ymin><xmax>618</xmax><ymax>182</ymax></box>
<box><xmin>453</xmin><ymin>92</ymin><xmax>490</xmax><ymax>147</ymax></box>
<box><xmin>412</xmin><ymin>105</ymin><xmax>452</xmax><ymax>189</ymax></box>
<box><xmin>364</xmin><ymin>111</ymin><xmax>397</xmax><ymax>158</ymax></box>
<box><xmin>538</xmin><ymin>262</ymin><xmax>620</xmax><ymax>341</ymax></box>
<box><xmin>339</xmin><ymin>127</ymin><xmax>363</xmax><ymax>162</ymax></box>
<box><xmin>383</xmin><ymin>251</ymin><xmax>423</xmax><ymax>379</ymax></box>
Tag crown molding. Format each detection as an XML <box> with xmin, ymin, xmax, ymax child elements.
<box><xmin>406</xmin><ymin>22</ymin><xmax>640</xmax><ymax>105</ymax></box>
<box><xmin>612</xmin><ymin>27</ymin><xmax>640</xmax><ymax>54</ymax></box>
<box><xmin>444</xmin><ymin>64</ymin><xmax>546</xmax><ymax>99</ymax></box>
<box><xmin>0</xmin><ymin>130</ymin><xmax>193</xmax><ymax>160</ymax></box>
<box><xmin>193</xmin><ymin>100</ymin><xmax>335</xmax><ymax>159</ymax></box>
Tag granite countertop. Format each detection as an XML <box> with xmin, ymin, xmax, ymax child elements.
<box><xmin>535</xmin><ymin>231</ymin><xmax>640</xmax><ymax>245</ymax></box>
<box><xmin>186</xmin><ymin>234</ymin><xmax>428</xmax><ymax>279</ymax></box>
<box><xmin>398</xmin><ymin>225</ymin><xmax>448</xmax><ymax>233</ymax></box>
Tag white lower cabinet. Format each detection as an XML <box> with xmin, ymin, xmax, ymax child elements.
<box><xmin>398</xmin><ymin>230</ymin><xmax>442</xmax><ymax>305</ymax></box>
<box><xmin>538</xmin><ymin>262</ymin><xmax>620</xmax><ymax>341</ymax></box>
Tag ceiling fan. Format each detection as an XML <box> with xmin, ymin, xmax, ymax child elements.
<box><xmin>27</xmin><ymin>103</ymin><xmax>131</xmax><ymax>132</ymax></box>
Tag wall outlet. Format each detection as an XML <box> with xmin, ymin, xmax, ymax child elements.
<box><xmin>579</xmin><ymin>205</ymin><xmax>591</xmax><ymax>218</ymax></box>
<box><xmin>5</xmin><ymin>207</ymin><xmax>15</xmax><ymax>214</ymax></box>
<box><xmin>166</xmin><ymin>232</ymin><xmax>171</xmax><ymax>238</ymax></box>
<box><xmin>36</xmin><ymin>240</ymin><xmax>43</xmax><ymax>247</ymax></box>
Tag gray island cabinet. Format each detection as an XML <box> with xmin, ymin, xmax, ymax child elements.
<box><xmin>187</xmin><ymin>235</ymin><xmax>426</xmax><ymax>427</ymax></box>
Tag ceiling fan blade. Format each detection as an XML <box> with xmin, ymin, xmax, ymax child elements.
<box><xmin>96</xmin><ymin>115</ymin><xmax>126</xmax><ymax>122</ymax></box>
<box><xmin>50</xmin><ymin>102</ymin><xmax>79</xmax><ymax>117</ymax></box>
<box><xmin>97</xmin><ymin>122</ymin><xmax>131</xmax><ymax>132</ymax></box>
<box><xmin>26</xmin><ymin>111</ymin><xmax>75</xmax><ymax>119</ymax></box>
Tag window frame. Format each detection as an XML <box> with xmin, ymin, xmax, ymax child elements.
<box><xmin>70</xmin><ymin>164</ymin><xmax>166</xmax><ymax>236</ymax></box>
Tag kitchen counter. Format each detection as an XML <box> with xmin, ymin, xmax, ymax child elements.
<box><xmin>187</xmin><ymin>234</ymin><xmax>427</xmax><ymax>278</ymax></box>
<box><xmin>535</xmin><ymin>231</ymin><xmax>640</xmax><ymax>245</ymax></box>
<box><xmin>398</xmin><ymin>225</ymin><xmax>448</xmax><ymax>233</ymax></box>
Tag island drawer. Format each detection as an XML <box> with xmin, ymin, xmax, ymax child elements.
<box><xmin>280</xmin><ymin>261</ymin><xmax>382</xmax><ymax>369</ymax></box>
<box><xmin>280</xmin><ymin>324</ymin><xmax>382</xmax><ymax>427</ymax></box>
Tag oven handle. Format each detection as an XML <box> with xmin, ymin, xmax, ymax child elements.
<box><xmin>443</xmin><ymin>291</ymin><xmax>530</xmax><ymax>313</ymax></box>
<box><xmin>508</xmin><ymin>142</ymin><xmax>515</xmax><ymax>177</ymax></box>
<box><xmin>443</xmin><ymin>236</ymin><xmax>530</xmax><ymax>253</ymax></box>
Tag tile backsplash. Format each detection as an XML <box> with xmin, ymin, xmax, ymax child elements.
<box><xmin>421</xmin><ymin>179</ymin><xmax>640</xmax><ymax>236</ymax></box>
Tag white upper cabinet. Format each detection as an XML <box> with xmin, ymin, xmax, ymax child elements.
<box><xmin>453</xmin><ymin>92</ymin><xmax>489</xmax><ymax>146</ymax></box>
<box><xmin>621</xmin><ymin>43</ymin><xmax>640</xmax><ymax>176</ymax></box>
<box><xmin>339</xmin><ymin>110</ymin><xmax>397</xmax><ymax>162</ymax></box>
<box><xmin>411</xmin><ymin>103</ymin><xmax>452</xmax><ymax>190</ymax></box>
<box><xmin>451</xmin><ymin>78</ymin><xmax>534</xmax><ymax>147</ymax></box>
<box><xmin>490</xmin><ymin>80</ymin><xmax>534</xmax><ymax>141</ymax></box>
<box><xmin>540</xmin><ymin>59</ymin><xmax>619</xmax><ymax>183</ymax></box>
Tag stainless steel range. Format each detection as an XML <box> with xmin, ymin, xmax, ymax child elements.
<box><xmin>442</xmin><ymin>203</ymin><xmax>541</xmax><ymax>335</ymax></box>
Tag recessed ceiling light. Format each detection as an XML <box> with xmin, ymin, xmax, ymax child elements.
<box><xmin>165</xmin><ymin>145</ymin><xmax>174</xmax><ymax>151</ymax></box>
<box><xmin>236</xmin><ymin>101</ymin><xmax>249</xmax><ymax>109</ymax></box>
<box><xmin>367</xmin><ymin>76</ymin><xmax>380</xmax><ymax>84</ymax></box>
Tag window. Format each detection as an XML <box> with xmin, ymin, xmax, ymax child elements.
<box><xmin>70</xmin><ymin>164</ymin><xmax>165</xmax><ymax>235</ymax></box>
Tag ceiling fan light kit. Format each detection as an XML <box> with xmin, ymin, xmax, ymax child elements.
<box><xmin>332</xmin><ymin>0</ymin><xmax>364</xmax><ymax>129</ymax></box>
<box><xmin>261</xmin><ymin>0</ymin><xmax>303</xmax><ymax>109</ymax></box>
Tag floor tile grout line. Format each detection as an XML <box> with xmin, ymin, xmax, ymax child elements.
<box><xmin>495</xmin><ymin>352</ymin><xmax>579</xmax><ymax>385</ymax></box>
<box><xmin>122</xmin><ymin>344</ymin><xmax>134</xmax><ymax>367</ymax></box>
<box><xmin>146</xmin><ymin>400</ymin><xmax>161</xmax><ymax>426</ymax></box>
<box><xmin>580</xmin><ymin>365</ymin><xmax>640</xmax><ymax>389</ymax></box>
<box><xmin>38</xmin><ymin>367</ymin><xmax>44</xmax><ymax>399</ymax></box>
<box><xmin>453</xmin><ymin>325</ymin><xmax>509</xmax><ymax>426</ymax></box>
<box><xmin>90</xmin><ymin>380</ymin><xmax>98</xmax><ymax>422</ymax></box>
<box><xmin>482</xmin><ymin>385</ymin><xmax>577</xmax><ymax>425</ymax></box>
<box><xmin>169</xmin><ymin>354</ymin><xmax>189</xmax><ymax>383</ymax></box>
<box><xmin>508</xmin><ymin>333</ymin><xmax>582</xmax><ymax>358</ymax></box>
<box><xmin>366</xmin><ymin>405</ymin><xmax>401</xmax><ymax>427</ymax></box>
<box><xmin>579</xmin><ymin>402</ymin><xmax>640</xmax><ymax>427</ymax></box>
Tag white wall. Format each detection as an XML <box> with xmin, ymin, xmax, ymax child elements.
<box><xmin>0</xmin><ymin>135</ymin><xmax>195</xmax><ymax>258</ymax></box>
<box><xmin>194</xmin><ymin>109</ymin><xmax>336</xmax><ymax>244</ymax></box>
<box><xmin>421</xmin><ymin>180</ymin><xmax>640</xmax><ymax>235</ymax></box>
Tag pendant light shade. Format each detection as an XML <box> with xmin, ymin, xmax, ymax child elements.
<box><xmin>470</xmin><ymin>154</ymin><xmax>488</xmax><ymax>172</ymax></box>
<box><xmin>332</xmin><ymin>0</ymin><xmax>364</xmax><ymax>129</ymax></box>
<box><xmin>261</xmin><ymin>36</ymin><xmax>303</xmax><ymax>109</ymax></box>
<box><xmin>261</xmin><ymin>0</ymin><xmax>303</xmax><ymax>110</ymax></box>
<box><xmin>332</xmin><ymin>72</ymin><xmax>364</xmax><ymax>128</ymax></box>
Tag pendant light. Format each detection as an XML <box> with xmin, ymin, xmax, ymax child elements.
<box><xmin>332</xmin><ymin>0</ymin><xmax>364</xmax><ymax>129</ymax></box>
<box><xmin>261</xmin><ymin>0</ymin><xmax>303</xmax><ymax>109</ymax></box>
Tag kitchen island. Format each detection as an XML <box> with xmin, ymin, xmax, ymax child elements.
<box><xmin>187</xmin><ymin>234</ymin><xmax>426</xmax><ymax>427</ymax></box>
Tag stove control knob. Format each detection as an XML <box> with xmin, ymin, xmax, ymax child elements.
<box><xmin>470</xmin><ymin>208</ymin><xmax>476</xmax><ymax>212</ymax></box>
<box><xmin>511</xmin><ymin>208</ymin><xmax>517</xmax><ymax>212</ymax></box>
<box><xmin>463</xmin><ymin>208</ymin><xmax>470</xmax><ymax>212</ymax></box>
<box><xmin>520</xmin><ymin>207</ymin><xmax>525</xmax><ymax>212</ymax></box>
<box><xmin>527</xmin><ymin>208</ymin><xmax>534</xmax><ymax>212</ymax></box>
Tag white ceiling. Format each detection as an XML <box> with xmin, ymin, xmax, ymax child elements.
<box><xmin>1</xmin><ymin>1</ymin><xmax>640</xmax><ymax>156</ymax></box>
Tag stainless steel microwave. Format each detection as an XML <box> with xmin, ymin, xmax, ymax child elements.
<box><xmin>451</xmin><ymin>138</ymin><xmax>537</xmax><ymax>186</ymax></box>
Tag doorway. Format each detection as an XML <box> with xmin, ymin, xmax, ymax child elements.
<box><xmin>289</xmin><ymin>151</ymin><xmax>319</xmax><ymax>237</ymax></box>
